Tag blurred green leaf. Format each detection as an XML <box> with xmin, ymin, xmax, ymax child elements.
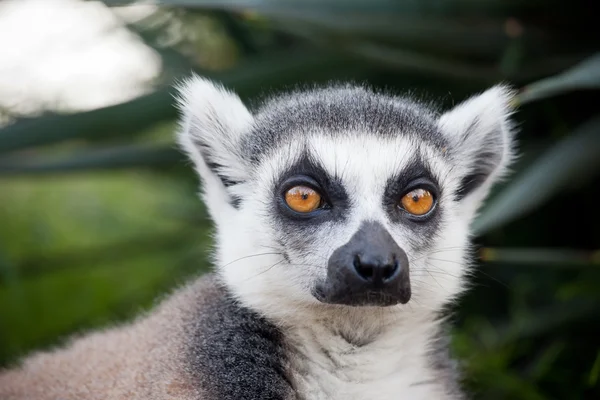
<box><xmin>126</xmin><ymin>22</ymin><xmax>195</xmax><ymax>79</ymax></box>
<box><xmin>259</xmin><ymin>13</ymin><xmax>520</xmax><ymax>57</ymax></box>
<box><xmin>263</xmin><ymin>17</ymin><xmax>574</xmax><ymax>83</ymax></box>
<box><xmin>0</xmin><ymin>249</ymin><xmax>16</xmax><ymax>286</ymax></box>
<box><xmin>493</xmin><ymin>299</ymin><xmax>600</xmax><ymax>347</ymax></box>
<box><xmin>480</xmin><ymin>248</ymin><xmax>600</xmax><ymax>268</ymax></box>
<box><xmin>275</xmin><ymin>21</ymin><xmax>499</xmax><ymax>81</ymax></box>
<box><xmin>343</xmin><ymin>40</ymin><xmax>497</xmax><ymax>81</ymax></box>
<box><xmin>270</xmin><ymin>15</ymin><xmax>571</xmax><ymax>79</ymax></box>
<box><xmin>213</xmin><ymin>11</ymin><xmax>259</xmax><ymax>55</ymax></box>
<box><xmin>0</xmin><ymin>90</ymin><xmax>174</xmax><ymax>155</ymax></box>
<box><xmin>102</xmin><ymin>0</ymin><xmax>547</xmax><ymax>15</ymax></box>
<box><xmin>0</xmin><ymin>50</ymin><xmax>365</xmax><ymax>154</ymax></box>
<box><xmin>474</xmin><ymin>116</ymin><xmax>600</xmax><ymax>235</ymax></box>
<box><xmin>589</xmin><ymin>351</ymin><xmax>600</xmax><ymax>387</ymax></box>
<box><xmin>525</xmin><ymin>341</ymin><xmax>565</xmax><ymax>380</ymax></box>
<box><xmin>517</xmin><ymin>53</ymin><xmax>600</xmax><ymax>104</ymax></box>
<box><xmin>0</xmin><ymin>145</ymin><xmax>181</xmax><ymax>175</ymax></box>
<box><xmin>4</xmin><ymin>228</ymin><xmax>206</xmax><ymax>282</ymax></box>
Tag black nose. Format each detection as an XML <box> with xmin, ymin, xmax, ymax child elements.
<box><xmin>315</xmin><ymin>221</ymin><xmax>411</xmax><ymax>307</ymax></box>
<box><xmin>353</xmin><ymin>254</ymin><xmax>400</xmax><ymax>284</ymax></box>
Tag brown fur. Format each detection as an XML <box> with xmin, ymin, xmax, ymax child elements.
<box><xmin>0</xmin><ymin>275</ymin><xmax>219</xmax><ymax>400</ymax></box>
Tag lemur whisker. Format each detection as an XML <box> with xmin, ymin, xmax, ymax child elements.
<box><xmin>243</xmin><ymin>259</ymin><xmax>287</xmax><ymax>282</ymax></box>
<box><xmin>425</xmin><ymin>258</ymin><xmax>507</xmax><ymax>287</ymax></box>
<box><xmin>217</xmin><ymin>252</ymin><xmax>283</xmax><ymax>270</ymax></box>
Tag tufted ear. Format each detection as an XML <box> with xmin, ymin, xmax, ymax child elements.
<box><xmin>175</xmin><ymin>75</ymin><xmax>254</xmax><ymax>213</ymax></box>
<box><xmin>438</xmin><ymin>85</ymin><xmax>517</xmax><ymax>213</ymax></box>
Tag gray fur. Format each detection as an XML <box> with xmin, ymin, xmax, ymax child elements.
<box><xmin>185</xmin><ymin>275</ymin><xmax>294</xmax><ymax>400</ymax></box>
<box><xmin>242</xmin><ymin>84</ymin><xmax>448</xmax><ymax>163</ymax></box>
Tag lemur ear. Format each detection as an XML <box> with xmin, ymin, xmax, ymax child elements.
<box><xmin>175</xmin><ymin>75</ymin><xmax>253</xmax><ymax>211</ymax></box>
<box><xmin>438</xmin><ymin>85</ymin><xmax>517</xmax><ymax>209</ymax></box>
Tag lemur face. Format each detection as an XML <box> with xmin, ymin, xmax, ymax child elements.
<box><xmin>251</xmin><ymin>127</ymin><xmax>451</xmax><ymax>309</ymax></box>
<box><xmin>176</xmin><ymin>78</ymin><xmax>515</xmax><ymax>315</ymax></box>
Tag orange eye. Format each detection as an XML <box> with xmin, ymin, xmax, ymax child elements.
<box><xmin>400</xmin><ymin>188</ymin><xmax>435</xmax><ymax>216</ymax></box>
<box><xmin>285</xmin><ymin>185</ymin><xmax>322</xmax><ymax>213</ymax></box>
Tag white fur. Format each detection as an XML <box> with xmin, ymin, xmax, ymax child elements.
<box><xmin>176</xmin><ymin>78</ymin><xmax>516</xmax><ymax>399</ymax></box>
<box><xmin>175</xmin><ymin>74</ymin><xmax>254</xmax><ymax>218</ymax></box>
<box><xmin>438</xmin><ymin>84</ymin><xmax>517</xmax><ymax>218</ymax></box>
<box><xmin>286</xmin><ymin>311</ymin><xmax>448</xmax><ymax>400</ymax></box>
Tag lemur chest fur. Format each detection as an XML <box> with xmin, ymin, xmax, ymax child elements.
<box><xmin>184</xmin><ymin>276</ymin><xmax>455</xmax><ymax>400</ymax></box>
<box><xmin>283</xmin><ymin>318</ymin><xmax>448</xmax><ymax>400</ymax></box>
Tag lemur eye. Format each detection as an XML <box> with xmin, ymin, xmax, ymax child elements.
<box><xmin>400</xmin><ymin>188</ymin><xmax>435</xmax><ymax>216</ymax></box>
<box><xmin>285</xmin><ymin>186</ymin><xmax>322</xmax><ymax>213</ymax></box>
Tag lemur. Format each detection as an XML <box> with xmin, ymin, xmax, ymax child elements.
<box><xmin>0</xmin><ymin>76</ymin><xmax>516</xmax><ymax>400</ymax></box>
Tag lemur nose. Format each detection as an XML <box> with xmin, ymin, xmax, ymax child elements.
<box><xmin>352</xmin><ymin>254</ymin><xmax>400</xmax><ymax>284</ymax></box>
<box><xmin>316</xmin><ymin>221</ymin><xmax>412</xmax><ymax>307</ymax></box>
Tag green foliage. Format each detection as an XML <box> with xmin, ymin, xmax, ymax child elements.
<box><xmin>474</xmin><ymin>116</ymin><xmax>600</xmax><ymax>235</ymax></box>
<box><xmin>517</xmin><ymin>54</ymin><xmax>600</xmax><ymax>105</ymax></box>
<box><xmin>0</xmin><ymin>2</ymin><xmax>598</xmax><ymax>399</ymax></box>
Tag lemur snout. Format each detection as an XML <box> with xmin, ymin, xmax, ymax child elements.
<box><xmin>314</xmin><ymin>221</ymin><xmax>411</xmax><ymax>307</ymax></box>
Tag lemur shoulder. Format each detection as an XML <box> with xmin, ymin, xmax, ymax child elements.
<box><xmin>0</xmin><ymin>77</ymin><xmax>517</xmax><ymax>400</ymax></box>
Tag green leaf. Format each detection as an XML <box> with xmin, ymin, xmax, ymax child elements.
<box><xmin>474</xmin><ymin>116</ymin><xmax>600</xmax><ymax>235</ymax></box>
<box><xmin>0</xmin><ymin>248</ymin><xmax>17</xmax><ymax>286</ymax></box>
<box><xmin>517</xmin><ymin>53</ymin><xmax>600</xmax><ymax>105</ymax></box>
<box><xmin>5</xmin><ymin>228</ymin><xmax>205</xmax><ymax>281</ymax></box>
<box><xmin>526</xmin><ymin>341</ymin><xmax>565</xmax><ymax>380</ymax></box>
<box><xmin>480</xmin><ymin>247</ymin><xmax>600</xmax><ymax>267</ymax></box>
<box><xmin>263</xmin><ymin>12</ymin><xmax>555</xmax><ymax>64</ymax></box>
<box><xmin>0</xmin><ymin>89</ymin><xmax>175</xmax><ymax>155</ymax></box>
<box><xmin>342</xmin><ymin>40</ymin><xmax>497</xmax><ymax>81</ymax></box>
<box><xmin>589</xmin><ymin>351</ymin><xmax>600</xmax><ymax>387</ymax></box>
<box><xmin>101</xmin><ymin>0</ymin><xmax>547</xmax><ymax>15</ymax></box>
<box><xmin>493</xmin><ymin>299</ymin><xmax>600</xmax><ymax>346</ymax></box>
<box><xmin>110</xmin><ymin>1</ymin><xmax>557</xmax><ymax>61</ymax></box>
<box><xmin>126</xmin><ymin>22</ymin><xmax>195</xmax><ymax>78</ymax></box>
<box><xmin>0</xmin><ymin>50</ymin><xmax>365</xmax><ymax>154</ymax></box>
<box><xmin>275</xmin><ymin>20</ymin><xmax>499</xmax><ymax>81</ymax></box>
<box><xmin>0</xmin><ymin>145</ymin><xmax>182</xmax><ymax>175</ymax></box>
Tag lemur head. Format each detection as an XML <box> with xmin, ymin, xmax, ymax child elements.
<box><xmin>176</xmin><ymin>76</ymin><xmax>516</xmax><ymax>319</ymax></box>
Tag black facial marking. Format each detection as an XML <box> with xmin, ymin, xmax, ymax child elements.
<box><xmin>452</xmin><ymin>118</ymin><xmax>504</xmax><ymax>200</ymax></box>
<box><xmin>269</xmin><ymin>153</ymin><xmax>350</xmax><ymax>264</ymax></box>
<box><xmin>453</xmin><ymin>149</ymin><xmax>502</xmax><ymax>201</ymax></box>
<box><xmin>191</xmin><ymin>138</ymin><xmax>240</xmax><ymax>188</ymax></box>
<box><xmin>204</xmin><ymin>160</ymin><xmax>240</xmax><ymax>188</ymax></box>
<box><xmin>229</xmin><ymin>194</ymin><xmax>243</xmax><ymax>209</ymax></box>
<box><xmin>274</xmin><ymin>153</ymin><xmax>349</xmax><ymax>228</ymax></box>
<box><xmin>455</xmin><ymin>172</ymin><xmax>488</xmax><ymax>201</ymax></box>
<box><xmin>383</xmin><ymin>157</ymin><xmax>443</xmax><ymax>250</ymax></box>
<box><xmin>242</xmin><ymin>85</ymin><xmax>448</xmax><ymax>163</ymax></box>
<box><xmin>192</xmin><ymin>138</ymin><xmax>243</xmax><ymax>209</ymax></box>
<box><xmin>187</xmin><ymin>275</ymin><xmax>293</xmax><ymax>400</ymax></box>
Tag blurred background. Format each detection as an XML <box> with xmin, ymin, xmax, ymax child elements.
<box><xmin>0</xmin><ymin>0</ymin><xmax>599</xmax><ymax>398</ymax></box>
